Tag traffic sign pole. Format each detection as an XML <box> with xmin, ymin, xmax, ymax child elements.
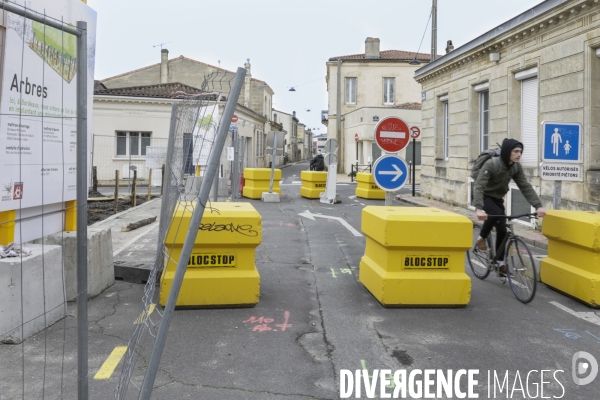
<box><xmin>412</xmin><ymin>138</ymin><xmax>416</xmax><ymax>197</ymax></box>
<box><xmin>408</xmin><ymin>126</ymin><xmax>420</xmax><ymax>197</ymax></box>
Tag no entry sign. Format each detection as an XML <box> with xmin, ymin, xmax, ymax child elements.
<box><xmin>374</xmin><ymin>117</ymin><xmax>410</xmax><ymax>153</ymax></box>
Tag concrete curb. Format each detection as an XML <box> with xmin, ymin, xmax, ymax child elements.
<box><xmin>90</xmin><ymin>197</ymin><xmax>161</xmax><ymax>227</ymax></box>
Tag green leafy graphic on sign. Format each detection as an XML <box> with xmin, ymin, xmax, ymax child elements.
<box><xmin>30</xmin><ymin>21</ymin><xmax>77</xmax><ymax>83</ymax></box>
<box><xmin>198</xmin><ymin>115</ymin><xmax>214</xmax><ymax>129</ymax></box>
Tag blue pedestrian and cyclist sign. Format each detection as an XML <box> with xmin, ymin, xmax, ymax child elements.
<box><xmin>372</xmin><ymin>154</ymin><xmax>409</xmax><ymax>191</ymax></box>
<box><xmin>541</xmin><ymin>121</ymin><xmax>581</xmax><ymax>163</ymax></box>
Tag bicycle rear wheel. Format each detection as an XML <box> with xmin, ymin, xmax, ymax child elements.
<box><xmin>506</xmin><ymin>237</ymin><xmax>537</xmax><ymax>303</ymax></box>
<box><xmin>466</xmin><ymin>223</ymin><xmax>492</xmax><ymax>280</ymax></box>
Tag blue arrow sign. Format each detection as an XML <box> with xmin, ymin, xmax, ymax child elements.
<box><xmin>372</xmin><ymin>155</ymin><xmax>409</xmax><ymax>191</ymax></box>
<box><xmin>541</xmin><ymin>122</ymin><xmax>581</xmax><ymax>163</ymax></box>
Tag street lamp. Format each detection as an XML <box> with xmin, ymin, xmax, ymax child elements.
<box><xmin>409</xmin><ymin>58</ymin><xmax>421</xmax><ymax>65</ymax></box>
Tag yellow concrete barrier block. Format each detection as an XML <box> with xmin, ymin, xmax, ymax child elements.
<box><xmin>160</xmin><ymin>202</ymin><xmax>261</xmax><ymax>307</ymax></box>
<box><xmin>300</xmin><ymin>171</ymin><xmax>327</xmax><ymax>199</ymax></box>
<box><xmin>355</xmin><ymin>173</ymin><xmax>385</xmax><ymax>200</ymax></box>
<box><xmin>242</xmin><ymin>168</ymin><xmax>281</xmax><ymax>199</ymax></box>
<box><xmin>541</xmin><ymin>210</ymin><xmax>600</xmax><ymax>308</ymax></box>
<box><xmin>0</xmin><ymin>210</ymin><xmax>16</xmax><ymax>246</ymax></box>
<box><xmin>359</xmin><ymin>207</ymin><xmax>472</xmax><ymax>307</ymax></box>
<box><xmin>65</xmin><ymin>200</ymin><xmax>77</xmax><ymax>232</ymax></box>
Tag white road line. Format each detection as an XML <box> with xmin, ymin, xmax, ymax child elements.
<box><xmin>470</xmin><ymin>259</ymin><xmax>487</xmax><ymax>270</ymax></box>
<box><xmin>349</xmin><ymin>196</ymin><xmax>357</xmax><ymax>200</ymax></box>
<box><xmin>113</xmin><ymin>222</ymin><xmax>159</xmax><ymax>257</ymax></box>
<box><xmin>298</xmin><ymin>210</ymin><xmax>363</xmax><ymax>237</ymax></box>
<box><xmin>550</xmin><ymin>301</ymin><xmax>600</xmax><ymax>326</ymax></box>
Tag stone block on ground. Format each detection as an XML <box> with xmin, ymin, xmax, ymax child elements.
<box><xmin>0</xmin><ymin>245</ymin><xmax>65</xmax><ymax>344</ymax></box>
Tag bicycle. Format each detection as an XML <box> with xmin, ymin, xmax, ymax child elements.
<box><xmin>466</xmin><ymin>213</ymin><xmax>538</xmax><ymax>303</ymax></box>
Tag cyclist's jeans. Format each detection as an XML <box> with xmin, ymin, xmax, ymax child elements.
<box><xmin>480</xmin><ymin>196</ymin><xmax>507</xmax><ymax>261</ymax></box>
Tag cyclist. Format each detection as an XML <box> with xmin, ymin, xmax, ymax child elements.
<box><xmin>310</xmin><ymin>153</ymin><xmax>325</xmax><ymax>171</ymax></box>
<box><xmin>473</xmin><ymin>138</ymin><xmax>546</xmax><ymax>275</ymax></box>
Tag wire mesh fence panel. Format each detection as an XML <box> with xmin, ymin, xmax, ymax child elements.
<box><xmin>113</xmin><ymin>69</ymin><xmax>243</xmax><ymax>400</ymax></box>
<box><xmin>0</xmin><ymin>1</ymin><xmax>96</xmax><ymax>399</ymax></box>
<box><xmin>91</xmin><ymin>135</ymin><xmax>169</xmax><ymax>193</ymax></box>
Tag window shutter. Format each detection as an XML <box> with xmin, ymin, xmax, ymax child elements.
<box><xmin>521</xmin><ymin>78</ymin><xmax>538</xmax><ymax>166</ymax></box>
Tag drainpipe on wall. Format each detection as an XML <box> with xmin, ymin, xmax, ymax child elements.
<box><xmin>336</xmin><ymin>59</ymin><xmax>343</xmax><ymax>173</ymax></box>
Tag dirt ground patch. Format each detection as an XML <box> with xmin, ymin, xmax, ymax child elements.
<box><xmin>87</xmin><ymin>191</ymin><xmax>157</xmax><ymax>225</ymax></box>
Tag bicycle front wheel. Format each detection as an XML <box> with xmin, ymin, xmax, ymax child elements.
<box><xmin>466</xmin><ymin>223</ymin><xmax>491</xmax><ymax>280</ymax></box>
<box><xmin>506</xmin><ymin>238</ymin><xmax>537</xmax><ymax>303</ymax></box>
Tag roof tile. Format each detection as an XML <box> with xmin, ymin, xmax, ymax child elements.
<box><xmin>329</xmin><ymin>50</ymin><xmax>434</xmax><ymax>62</ymax></box>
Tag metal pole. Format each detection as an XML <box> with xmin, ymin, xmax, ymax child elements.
<box><xmin>431</xmin><ymin>0</ymin><xmax>437</xmax><ymax>62</ymax></box>
<box><xmin>553</xmin><ymin>180</ymin><xmax>561</xmax><ymax>210</ymax></box>
<box><xmin>269</xmin><ymin>134</ymin><xmax>278</xmax><ymax>193</ymax></box>
<box><xmin>156</xmin><ymin>104</ymin><xmax>178</xmax><ymax>247</ymax></box>
<box><xmin>75</xmin><ymin>21</ymin><xmax>88</xmax><ymax>400</ymax></box>
<box><xmin>385</xmin><ymin>191</ymin><xmax>394</xmax><ymax>206</ymax></box>
<box><xmin>336</xmin><ymin>60</ymin><xmax>342</xmax><ymax>173</ymax></box>
<box><xmin>232</xmin><ymin>131</ymin><xmax>239</xmax><ymax>201</ymax></box>
<box><xmin>0</xmin><ymin>2</ymin><xmax>80</xmax><ymax>35</ymax></box>
<box><xmin>412</xmin><ymin>138</ymin><xmax>416</xmax><ymax>197</ymax></box>
<box><xmin>211</xmin><ymin>163</ymin><xmax>219</xmax><ymax>202</ymax></box>
<box><xmin>139</xmin><ymin>67</ymin><xmax>246</xmax><ymax>400</ymax></box>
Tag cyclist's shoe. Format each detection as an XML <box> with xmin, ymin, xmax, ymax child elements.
<box><xmin>476</xmin><ymin>238</ymin><xmax>488</xmax><ymax>252</ymax></box>
<box><xmin>498</xmin><ymin>265</ymin><xmax>514</xmax><ymax>278</ymax></box>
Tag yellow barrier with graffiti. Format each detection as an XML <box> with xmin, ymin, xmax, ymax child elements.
<box><xmin>300</xmin><ymin>171</ymin><xmax>327</xmax><ymax>199</ymax></box>
<box><xmin>355</xmin><ymin>173</ymin><xmax>385</xmax><ymax>200</ymax></box>
<box><xmin>242</xmin><ymin>168</ymin><xmax>282</xmax><ymax>199</ymax></box>
<box><xmin>541</xmin><ymin>210</ymin><xmax>600</xmax><ymax>308</ymax></box>
<box><xmin>359</xmin><ymin>207</ymin><xmax>472</xmax><ymax>307</ymax></box>
<box><xmin>160</xmin><ymin>202</ymin><xmax>261</xmax><ymax>307</ymax></box>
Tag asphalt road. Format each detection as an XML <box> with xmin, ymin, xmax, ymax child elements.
<box><xmin>2</xmin><ymin>161</ymin><xmax>599</xmax><ymax>399</ymax></box>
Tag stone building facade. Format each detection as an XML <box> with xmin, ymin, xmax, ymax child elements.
<box><xmin>415</xmin><ymin>0</ymin><xmax>600</xmax><ymax>216</ymax></box>
<box><xmin>325</xmin><ymin>38</ymin><xmax>431</xmax><ymax>174</ymax></box>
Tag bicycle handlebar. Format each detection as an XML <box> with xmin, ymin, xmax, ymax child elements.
<box><xmin>485</xmin><ymin>213</ymin><xmax>538</xmax><ymax>220</ymax></box>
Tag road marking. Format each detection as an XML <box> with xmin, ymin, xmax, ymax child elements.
<box><xmin>292</xmin><ymin>181</ymin><xmax>302</xmax><ymax>184</ymax></box>
<box><xmin>550</xmin><ymin>301</ymin><xmax>600</xmax><ymax>326</ymax></box>
<box><xmin>348</xmin><ymin>196</ymin><xmax>357</xmax><ymax>200</ymax></box>
<box><xmin>113</xmin><ymin>223</ymin><xmax>159</xmax><ymax>257</ymax></box>
<box><xmin>298</xmin><ymin>210</ymin><xmax>363</xmax><ymax>237</ymax></box>
<box><xmin>134</xmin><ymin>303</ymin><xmax>156</xmax><ymax>325</ymax></box>
<box><xmin>470</xmin><ymin>259</ymin><xmax>487</xmax><ymax>270</ymax></box>
<box><xmin>93</xmin><ymin>346</ymin><xmax>128</xmax><ymax>380</ymax></box>
<box><xmin>360</xmin><ymin>203</ymin><xmax>366</xmax><ymax>206</ymax></box>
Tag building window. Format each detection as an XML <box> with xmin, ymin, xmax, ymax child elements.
<box><xmin>345</xmin><ymin>77</ymin><xmax>357</xmax><ymax>104</ymax></box>
<box><xmin>443</xmin><ymin>100</ymin><xmax>449</xmax><ymax>160</ymax></box>
<box><xmin>480</xmin><ymin>91</ymin><xmax>489</xmax><ymax>152</ymax></box>
<box><xmin>383</xmin><ymin>78</ymin><xmax>395</xmax><ymax>104</ymax></box>
<box><xmin>405</xmin><ymin>141</ymin><xmax>421</xmax><ymax>166</ymax></box>
<box><xmin>116</xmin><ymin>132</ymin><xmax>151</xmax><ymax>157</ymax></box>
<box><xmin>256</xmin><ymin>130</ymin><xmax>265</xmax><ymax>157</ymax></box>
<box><xmin>371</xmin><ymin>142</ymin><xmax>381</xmax><ymax>162</ymax></box>
<box><xmin>520</xmin><ymin>77</ymin><xmax>539</xmax><ymax>166</ymax></box>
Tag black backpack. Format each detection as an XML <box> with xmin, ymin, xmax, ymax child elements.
<box><xmin>470</xmin><ymin>148</ymin><xmax>502</xmax><ymax>180</ymax></box>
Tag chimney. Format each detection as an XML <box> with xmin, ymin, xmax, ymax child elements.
<box><xmin>445</xmin><ymin>40</ymin><xmax>454</xmax><ymax>54</ymax></box>
<box><xmin>160</xmin><ymin>49</ymin><xmax>169</xmax><ymax>84</ymax></box>
<box><xmin>244</xmin><ymin>58</ymin><xmax>251</xmax><ymax>107</ymax></box>
<box><xmin>365</xmin><ymin>37</ymin><xmax>380</xmax><ymax>59</ymax></box>
<box><xmin>293</xmin><ymin>111</ymin><xmax>296</xmax><ymax>119</ymax></box>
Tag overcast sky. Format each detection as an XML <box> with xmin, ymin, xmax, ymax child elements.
<box><xmin>88</xmin><ymin>0</ymin><xmax>544</xmax><ymax>134</ymax></box>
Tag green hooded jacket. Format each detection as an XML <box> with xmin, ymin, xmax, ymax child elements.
<box><xmin>473</xmin><ymin>158</ymin><xmax>542</xmax><ymax>210</ymax></box>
